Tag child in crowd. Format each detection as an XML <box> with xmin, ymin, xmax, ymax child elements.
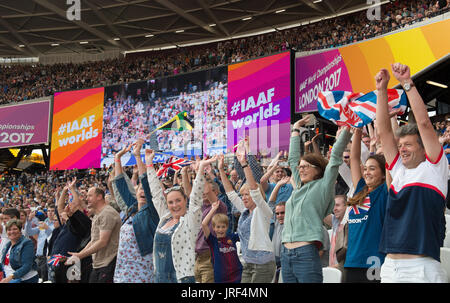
<box><xmin>201</xmin><ymin>201</ymin><xmax>242</xmax><ymax>283</ymax></box>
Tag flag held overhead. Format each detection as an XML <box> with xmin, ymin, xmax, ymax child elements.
<box><xmin>317</xmin><ymin>89</ymin><xmax>407</xmax><ymax>128</ymax></box>
<box><xmin>155</xmin><ymin>111</ymin><xmax>194</xmax><ymax>131</ymax></box>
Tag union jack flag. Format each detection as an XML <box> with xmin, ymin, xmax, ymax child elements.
<box><xmin>47</xmin><ymin>254</ymin><xmax>66</xmax><ymax>267</ymax></box>
<box><xmin>156</xmin><ymin>156</ymin><xmax>191</xmax><ymax>178</ymax></box>
<box><xmin>317</xmin><ymin>89</ymin><xmax>407</xmax><ymax>128</ymax></box>
<box><xmin>350</xmin><ymin>196</ymin><xmax>371</xmax><ymax>215</ymax></box>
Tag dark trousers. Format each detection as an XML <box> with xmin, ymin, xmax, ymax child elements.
<box><xmin>36</xmin><ymin>256</ymin><xmax>48</xmax><ymax>282</ymax></box>
<box><xmin>88</xmin><ymin>257</ymin><xmax>116</xmax><ymax>283</ymax></box>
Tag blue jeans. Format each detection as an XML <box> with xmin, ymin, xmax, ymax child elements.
<box><xmin>154</xmin><ymin>221</ymin><xmax>179</xmax><ymax>283</ymax></box>
<box><xmin>281</xmin><ymin>244</ymin><xmax>323</xmax><ymax>283</ymax></box>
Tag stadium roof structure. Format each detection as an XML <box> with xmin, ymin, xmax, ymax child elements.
<box><xmin>0</xmin><ymin>0</ymin><xmax>372</xmax><ymax>57</ymax></box>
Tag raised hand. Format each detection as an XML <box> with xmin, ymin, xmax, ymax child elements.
<box><xmin>67</xmin><ymin>177</ymin><xmax>77</xmax><ymax>190</ymax></box>
<box><xmin>293</xmin><ymin>116</ymin><xmax>310</xmax><ymax>129</ymax></box>
<box><xmin>375</xmin><ymin>68</ymin><xmax>390</xmax><ymax>91</ymax></box>
<box><xmin>116</xmin><ymin>143</ymin><xmax>134</xmax><ymax>159</ymax></box>
<box><xmin>144</xmin><ymin>149</ymin><xmax>155</xmax><ymax>166</ymax></box>
<box><xmin>211</xmin><ymin>200</ymin><xmax>220</xmax><ymax>211</ymax></box>
<box><xmin>132</xmin><ymin>138</ymin><xmax>145</xmax><ymax>157</ymax></box>
<box><xmin>268</xmin><ymin>151</ymin><xmax>283</xmax><ymax>168</ymax></box>
<box><xmin>217</xmin><ymin>154</ymin><xmax>225</xmax><ymax>171</ymax></box>
<box><xmin>391</xmin><ymin>63</ymin><xmax>411</xmax><ymax>83</ymax></box>
<box><xmin>199</xmin><ymin>155</ymin><xmax>218</xmax><ymax>170</ymax></box>
<box><xmin>277</xmin><ymin>176</ymin><xmax>290</xmax><ymax>186</ymax></box>
<box><xmin>312</xmin><ymin>133</ymin><xmax>322</xmax><ymax>142</ymax></box>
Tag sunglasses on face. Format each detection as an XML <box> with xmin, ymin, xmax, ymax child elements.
<box><xmin>163</xmin><ymin>185</ymin><xmax>182</xmax><ymax>195</ymax></box>
<box><xmin>275</xmin><ymin>211</ymin><xmax>285</xmax><ymax>215</ymax></box>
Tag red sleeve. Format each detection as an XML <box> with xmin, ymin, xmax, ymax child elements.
<box><xmin>385</xmin><ymin>152</ymin><xmax>400</xmax><ymax>171</ymax></box>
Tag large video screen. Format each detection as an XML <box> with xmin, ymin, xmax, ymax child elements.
<box><xmin>227</xmin><ymin>51</ymin><xmax>291</xmax><ymax>157</ymax></box>
<box><xmin>100</xmin><ymin>66</ymin><xmax>228</xmax><ymax>167</ymax></box>
<box><xmin>0</xmin><ymin>99</ymin><xmax>51</xmax><ymax>149</ymax></box>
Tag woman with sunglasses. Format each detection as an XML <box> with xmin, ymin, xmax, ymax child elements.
<box><xmin>281</xmin><ymin>116</ymin><xmax>352</xmax><ymax>283</ymax></box>
<box><xmin>343</xmin><ymin>128</ymin><xmax>388</xmax><ymax>283</ymax></box>
<box><xmin>0</xmin><ymin>219</ymin><xmax>38</xmax><ymax>283</ymax></box>
<box><xmin>145</xmin><ymin>149</ymin><xmax>216</xmax><ymax>283</ymax></box>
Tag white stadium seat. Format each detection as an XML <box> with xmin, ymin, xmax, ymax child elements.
<box><xmin>440</xmin><ymin>247</ymin><xmax>450</xmax><ymax>282</ymax></box>
<box><xmin>322</xmin><ymin>266</ymin><xmax>342</xmax><ymax>283</ymax></box>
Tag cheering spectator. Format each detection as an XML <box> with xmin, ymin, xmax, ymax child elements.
<box><xmin>0</xmin><ymin>219</ymin><xmax>38</xmax><ymax>283</ymax></box>
<box><xmin>376</xmin><ymin>64</ymin><xmax>448</xmax><ymax>283</ymax></box>
<box><xmin>219</xmin><ymin>147</ymin><xmax>276</xmax><ymax>283</ymax></box>
<box><xmin>65</xmin><ymin>187</ymin><xmax>121</xmax><ymax>283</ymax></box>
<box><xmin>146</xmin><ymin>149</ymin><xmax>215</xmax><ymax>283</ymax></box>
<box><xmin>24</xmin><ymin>204</ymin><xmax>55</xmax><ymax>282</ymax></box>
<box><xmin>281</xmin><ymin>116</ymin><xmax>352</xmax><ymax>283</ymax></box>
<box><xmin>201</xmin><ymin>200</ymin><xmax>242</xmax><ymax>283</ymax></box>
<box><xmin>111</xmin><ymin>139</ymin><xmax>159</xmax><ymax>283</ymax></box>
<box><xmin>343</xmin><ymin>128</ymin><xmax>388</xmax><ymax>283</ymax></box>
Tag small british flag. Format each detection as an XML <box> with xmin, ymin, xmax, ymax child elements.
<box><xmin>156</xmin><ymin>156</ymin><xmax>191</xmax><ymax>178</ymax></box>
<box><xmin>47</xmin><ymin>254</ymin><xmax>66</xmax><ymax>267</ymax></box>
<box><xmin>350</xmin><ymin>196</ymin><xmax>371</xmax><ymax>215</ymax></box>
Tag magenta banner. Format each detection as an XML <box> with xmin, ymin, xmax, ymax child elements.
<box><xmin>295</xmin><ymin>49</ymin><xmax>353</xmax><ymax>113</ymax></box>
<box><xmin>227</xmin><ymin>52</ymin><xmax>291</xmax><ymax>156</ymax></box>
<box><xmin>0</xmin><ymin>99</ymin><xmax>51</xmax><ymax>148</ymax></box>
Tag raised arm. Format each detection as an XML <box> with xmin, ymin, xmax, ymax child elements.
<box><xmin>236</xmin><ymin>145</ymin><xmax>258</xmax><ymax>191</ymax></box>
<box><xmin>114</xmin><ymin>143</ymin><xmax>132</xmax><ymax>177</ymax></box>
<box><xmin>56</xmin><ymin>186</ymin><xmax>68</xmax><ymax>218</ymax></box>
<box><xmin>375</xmin><ymin>68</ymin><xmax>398</xmax><ymax>165</ymax></box>
<box><xmin>180</xmin><ymin>166</ymin><xmax>192</xmax><ymax>197</ymax></box>
<box><xmin>350</xmin><ymin>128</ymin><xmax>363</xmax><ymax>187</ymax></box>
<box><xmin>145</xmin><ymin>149</ymin><xmax>168</xmax><ymax>218</ymax></box>
<box><xmin>391</xmin><ymin>63</ymin><xmax>442</xmax><ymax>162</ymax></box>
<box><xmin>289</xmin><ymin>116</ymin><xmax>310</xmax><ymax>187</ymax></box>
<box><xmin>260</xmin><ymin>151</ymin><xmax>282</xmax><ymax>192</ymax></box>
<box><xmin>132</xmin><ymin>138</ymin><xmax>146</xmax><ymax>176</ymax></box>
<box><xmin>218</xmin><ymin>154</ymin><xmax>234</xmax><ymax>193</ymax></box>
<box><xmin>201</xmin><ymin>201</ymin><xmax>220</xmax><ymax>239</ymax></box>
<box><xmin>268</xmin><ymin>176</ymin><xmax>290</xmax><ymax>209</ymax></box>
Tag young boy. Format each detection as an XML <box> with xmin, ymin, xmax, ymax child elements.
<box><xmin>202</xmin><ymin>201</ymin><xmax>242</xmax><ymax>283</ymax></box>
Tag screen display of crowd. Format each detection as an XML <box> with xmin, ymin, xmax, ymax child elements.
<box><xmin>48</xmin><ymin>51</ymin><xmax>293</xmax><ymax>170</ymax></box>
<box><xmin>101</xmin><ymin>66</ymin><xmax>228</xmax><ymax>167</ymax></box>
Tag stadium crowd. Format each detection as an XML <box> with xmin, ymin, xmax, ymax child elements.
<box><xmin>0</xmin><ymin>0</ymin><xmax>448</xmax><ymax>105</ymax></box>
<box><xmin>0</xmin><ymin>0</ymin><xmax>449</xmax><ymax>285</ymax></box>
<box><xmin>102</xmin><ymin>81</ymin><xmax>227</xmax><ymax>163</ymax></box>
<box><xmin>0</xmin><ymin>62</ymin><xmax>449</xmax><ymax>283</ymax></box>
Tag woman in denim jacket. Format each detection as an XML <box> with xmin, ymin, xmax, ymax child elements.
<box><xmin>146</xmin><ymin>149</ymin><xmax>215</xmax><ymax>283</ymax></box>
<box><xmin>111</xmin><ymin>139</ymin><xmax>159</xmax><ymax>283</ymax></box>
<box><xmin>0</xmin><ymin>219</ymin><xmax>38</xmax><ymax>283</ymax></box>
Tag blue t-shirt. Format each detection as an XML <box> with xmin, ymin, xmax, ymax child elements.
<box><xmin>205</xmin><ymin>233</ymin><xmax>242</xmax><ymax>283</ymax></box>
<box><xmin>344</xmin><ymin>178</ymin><xmax>387</xmax><ymax>268</ymax></box>
<box><xmin>265</xmin><ymin>183</ymin><xmax>293</xmax><ymax>204</ymax></box>
<box><xmin>444</xmin><ymin>144</ymin><xmax>450</xmax><ymax>164</ymax></box>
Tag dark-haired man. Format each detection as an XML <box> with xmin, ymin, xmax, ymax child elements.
<box><xmin>66</xmin><ymin>187</ymin><xmax>121</xmax><ymax>283</ymax></box>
